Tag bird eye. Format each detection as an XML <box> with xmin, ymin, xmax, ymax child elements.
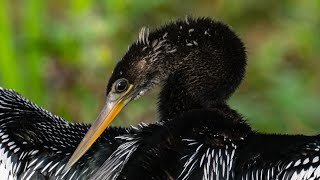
<box><xmin>114</xmin><ymin>78</ymin><xmax>129</xmax><ymax>93</ymax></box>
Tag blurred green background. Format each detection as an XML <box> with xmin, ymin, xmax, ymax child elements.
<box><xmin>0</xmin><ymin>0</ymin><xmax>319</xmax><ymax>134</ymax></box>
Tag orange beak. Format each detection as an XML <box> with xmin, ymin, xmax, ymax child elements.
<box><xmin>64</xmin><ymin>85</ymin><xmax>133</xmax><ymax>171</ymax></box>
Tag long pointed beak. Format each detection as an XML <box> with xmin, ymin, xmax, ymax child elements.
<box><xmin>64</xmin><ymin>91</ymin><xmax>132</xmax><ymax>171</ymax></box>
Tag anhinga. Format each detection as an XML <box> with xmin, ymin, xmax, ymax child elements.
<box><xmin>0</xmin><ymin>17</ymin><xmax>320</xmax><ymax>180</ymax></box>
<box><xmin>69</xmin><ymin>17</ymin><xmax>320</xmax><ymax>179</ymax></box>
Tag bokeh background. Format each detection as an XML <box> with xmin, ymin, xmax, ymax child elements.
<box><xmin>0</xmin><ymin>0</ymin><xmax>319</xmax><ymax>134</ymax></box>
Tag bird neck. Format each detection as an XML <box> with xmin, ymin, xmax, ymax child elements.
<box><xmin>158</xmin><ymin>76</ymin><xmax>223</xmax><ymax>121</ymax></box>
<box><xmin>157</xmin><ymin>47</ymin><xmax>245</xmax><ymax>121</ymax></box>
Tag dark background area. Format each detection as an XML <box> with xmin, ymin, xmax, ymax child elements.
<box><xmin>0</xmin><ymin>0</ymin><xmax>319</xmax><ymax>134</ymax></box>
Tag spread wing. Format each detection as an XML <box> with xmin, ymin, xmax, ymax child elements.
<box><xmin>0</xmin><ymin>87</ymin><xmax>130</xmax><ymax>179</ymax></box>
<box><xmin>236</xmin><ymin>134</ymin><xmax>320</xmax><ymax>180</ymax></box>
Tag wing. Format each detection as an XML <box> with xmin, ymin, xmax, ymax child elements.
<box><xmin>171</xmin><ymin>108</ymin><xmax>320</xmax><ymax>180</ymax></box>
<box><xmin>176</xmin><ymin>136</ymin><xmax>320</xmax><ymax>180</ymax></box>
<box><xmin>277</xmin><ymin>157</ymin><xmax>320</xmax><ymax>180</ymax></box>
<box><xmin>0</xmin><ymin>87</ymin><xmax>130</xmax><ymax>179</ymax></box>
<box><xmin>275</xmin><ymin>138</ymin><xmax>320</xmax><ymax>180</ymax></box>
<box><xmin>236</xmin><ymin>134</ymin><xmax>320</xmax><ymax>180</ymax></box>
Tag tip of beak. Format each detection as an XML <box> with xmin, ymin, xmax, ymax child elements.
<box><xmin>64</xmin><ymin>151</ymin><xmax>83</xmax><ymax>173</ymax></box>
<box><xmin>63</xmin><ymin>160</ymin><xmax>73</xmax><ymax>174</ymax></box>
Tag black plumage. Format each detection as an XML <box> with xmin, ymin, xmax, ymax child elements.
<box><xmin>1</xmin><ymin>17</ymin><xmax>320</xmax><ymax>180</ymax></box>
<box><xmin>86</xmin><ymin>17</ymin><xmax>320</xmax><ymax>179</ymax></box>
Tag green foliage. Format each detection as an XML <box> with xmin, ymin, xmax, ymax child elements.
<box><xmin>0</xmin><ymin>0</ymin><xmax>319</xmax><ymax>134</ymax></box>
<box><xmin>0</xmin><ymin>0</ymin><xmax>21</xmax><ymax>91</ymax></box>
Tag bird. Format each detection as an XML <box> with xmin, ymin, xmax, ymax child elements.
<box><xmin>67</xmin><ymin>17</ymin><xmax>320</xmax><ymax>180</ymax></box>
<box><xmin>0</xmin><ymin>16</ymin><xmax>320</xmax><ymax>180</ymax></box>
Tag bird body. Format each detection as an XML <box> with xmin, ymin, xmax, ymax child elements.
<box><xmin>90</xmin><ymin>106</ymin><xmax>320</xmax><ymax>180</ymax></box>
<box><xmin>1</xmin><ymin>17</ymin><xmax>320</xmax><ymax>180</ymax></box>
